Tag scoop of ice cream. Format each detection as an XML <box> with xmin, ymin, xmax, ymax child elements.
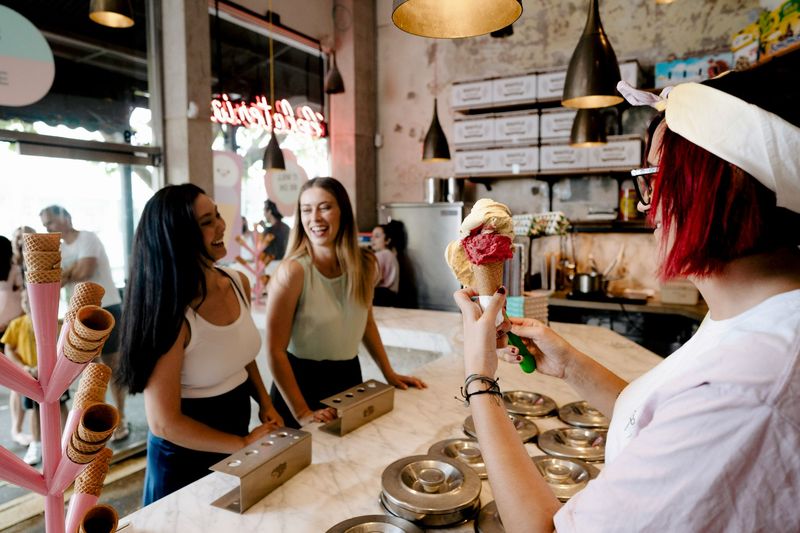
<box><xmin>462</xmin><ymin>233</ymin><xmax>514</xmax><ymax>265</ymax></box>
<box><xmin>459</xmin><ymin>199</ymin><xmax>514</xmax><ymax>239</ymax></box>
<box><xmin>445</xmin><ymin>240</ymin><xmax>475</xmax><ymax>287</ymax></box>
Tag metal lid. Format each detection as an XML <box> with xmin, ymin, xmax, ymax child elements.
<box><xmin>325</xmin><ymin>514</ymin><xmax>423</xmax><ymax>533</ymax></box>
<box><xmin>474</xmin><ymin>501</ymin><xmax>504</xmax><ymax>533</ymax></box>
<box><xmin>537</xmin><ymin>427</ymin><xmax>607</xmax><ymax>462</ymax></box>
<box><xmin>427</xmin><ymin>438</ymin><xmax>487</xmax><ymax>479</ymax></box>
<box><xmin>503</xmin><ymin>391</ymin><xmax>558</xmax><ymax>418</ymax></box>
<box><xmin>532</xmin><ymin>455</ymin><xmax>600</xmax><ymax>501</ymax></box>
<box><xmin>380</xmin><ymin>455</ymin><xmax>482</xmax><ymax>519</ymax></box>
<box><xmin>558</xmin><ymin>401</ymin><xmax>609</xmax><ymax>428</ymax></box>
<box><xmin>463</xmin><ymin>414</ymin><xmax>539</xmax><ymax>443</ymax></box>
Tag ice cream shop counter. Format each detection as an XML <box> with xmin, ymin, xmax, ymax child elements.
<box><xmin>120</xmin><ymin>308</ymin><xmax>662</xmax><ymax>532</ymax></box>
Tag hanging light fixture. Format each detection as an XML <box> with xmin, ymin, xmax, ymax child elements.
<box><xmin>569</xmin><ymin>109</ymin><xmax>607</xmax><ymax>147</ymax></box>
<box><xmin>422</xmin><ymin>98</ymin><xmax>450</xmax><ymax>161</ymax></box>
<box><xmin>324</xmin><ymin>52</ymin><xmax>345</xmax><ymax>94</ymax></box>
<box><xmin>89</xmin><ymin>0</ymin><xmax>134</xmax><ymax>28</ymax></box>
<box><xmin>263</xmin><ymin>1</ymin><xmax>286</xmax><ymax>171</ymax></box>
<box><xmin>392</xmin><ymin>0</ymin><xmax>522</xmax><ymax>39</ymax></box>
<box><xmin>562</xmin><ymin>0</ymin><xmax>622</xmax><ymax>109</ymax></box>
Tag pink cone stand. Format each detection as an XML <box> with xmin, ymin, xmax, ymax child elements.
<box><xmin>0</xmin><ymin>446</ymin><xmax>47</xmax><ymax>495</ymax></box>
<box><xmin>45</xmin><ymin>321</ymin><xmax>87</xmax><ymax>403</ymax></box>
<box><xmin>0</xmin><ymin>353</ymin><xmax>44</xmax><ymax>402</ymax></box>
<box><xmin>65</xmin><ymin>493</ymin><xmax>99</xmax><ymax>533</ymax></box>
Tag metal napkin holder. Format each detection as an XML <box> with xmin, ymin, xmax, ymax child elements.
<box><xmin>209</xmin><ymin>427</ymin><xmax>312</xmax><ymax>513</ymax></box>
<box><xmin>319</xmin><ymin>379</ymin><xmax>395</xmax><ymax>436</ymax></box>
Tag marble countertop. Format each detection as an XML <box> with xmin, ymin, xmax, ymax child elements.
<box><xmin>121</xmin><ymin>307</ymin><xmax>662</xmax><ymax>532</ymax></box>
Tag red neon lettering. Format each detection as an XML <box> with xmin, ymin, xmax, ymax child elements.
<box><xmin>209</xmin><ymin>93</ymin><xmax>327</xmax><ymax>138</ymax></box>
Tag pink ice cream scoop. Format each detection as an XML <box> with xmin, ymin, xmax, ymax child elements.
<box><xmin>462</xmin><ymin>232</ymin><xmax>514</xmax><ymax>265</ymax></box>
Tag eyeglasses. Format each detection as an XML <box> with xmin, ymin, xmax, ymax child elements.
<box><xmin>631</xmin><ymin>166</ymin><xmax>658</xmax><ymax>206</ymax></box>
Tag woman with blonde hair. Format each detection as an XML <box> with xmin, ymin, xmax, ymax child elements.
<box><xmin>266</xmin><ymin>177</ymin><xmax>426</xmax><ymax>428</ymax></box>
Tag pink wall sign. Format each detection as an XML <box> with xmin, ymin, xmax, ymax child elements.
<box><xmin>0</xmin><ymin>6</ymin><xmax>55</xmax><ymax>107</ymax></box>
<box><xmin>264</xmin><ymin>150</ymin><xmax>309</xmax><ymax>218</ymax></box>
<box><xmin>213</xmin><ymin>150</ymin><xmax>244</xmax><ymax>263</ymax></box>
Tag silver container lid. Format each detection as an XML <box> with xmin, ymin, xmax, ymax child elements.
<box><xmin>474</xmin><ymin>500</ymin><xmax>504</xmax><ymax>533</ymax></box>
<box><xmin>380</xmin><ymin>455</ymin><xmax>482</xmax><ymax>528</ymax></box>
<box><xmin>532</xmin><ymin>455</ymin><xmax>600</xmax><ymax>501</ymax></box>
<box><xmin>326</xmin><ymin>514</ymin><xmax>423</xmax><ymax>533</ymax></box>
<box><xmin>463</xmin><ymin>414</ymin><xmax>539</xmax><ymax>443</ymax></box>
<box><xmin>537</xmin><ymin>427</ymin><xmax>607</xmax><ymax>462</ymax></box>
<box><xmin>503</xmin><ymin>391</ymin><xmax>558</xmax><ymax>418</ymax></box>
<box><xmin>558</xmin><ymin>401</ymin><xmax>609</xmax><ymax>428</ymax></box>
<box><xmin>428</xmin><ymin>438</ymin><xmax>487</xmax><ymax>479</ymax></box>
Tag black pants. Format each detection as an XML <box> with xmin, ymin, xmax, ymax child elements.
<box><xmin>143</xmin><ymin>381</ymin><xmax>251</xmax><ymax>505</ymax></box>
<box><xmin>270</xmin><ymin>352</ymin><xmax>362</xmax><ymax>429</ymax></box>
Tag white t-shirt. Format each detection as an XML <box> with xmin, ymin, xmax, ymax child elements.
<box><xmin>554</xmin><ymin>289</ymin><xmax>800</xmax><ymax>532</ymax></box>
<box><xmin>61</xmin><ymin>231</ymin><xmax>121</xmax><ymax>308</ymax></box>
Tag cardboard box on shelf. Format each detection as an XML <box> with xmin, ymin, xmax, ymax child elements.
<box><xmin>759</xmin><ymin>0</ymin><xmax>800</xmax><ymax>59</ymax></box>
<box><xmin>654</xmin><ymin>52</ymin><xmax>733</xmax><ymax>88</ymax></box>
<box><xmin>731</xmin><ymin>21</ymin><xmax>760</xmax><ymax>69</ymax></box>
<box><xmin>660</xmin><ymin>279</ymin><xmax>700</xmax><ymax>305</ymax></box>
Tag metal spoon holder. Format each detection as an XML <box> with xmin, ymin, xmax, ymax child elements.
<box><xmin>210</xmin><ymin>427</ymin><xmax>311</xmax><ymax>513</ymax></box>
<box><xmin>319</xmin><ymin>379</ymin><xmax>395</xmax><ymax>436</ymax></box>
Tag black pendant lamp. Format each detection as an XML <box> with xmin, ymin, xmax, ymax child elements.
<box><xmin>324</xmin><ymin>53</ymin><xmax>345</xmax><ymax>94</ymax></box>
<box><xmin>392</xmin><ymin>0</ymin><xmax>522</xmax><ymax>39</ymax></box>
<box><xmin>562</xmin><ymin>0</ymin><xmax>622</xmax><ymax>109</ymax></box>
<box><xmin>422</xmin><ymin>99</ymin><xmax>450</xmax><ymax>162</ymax></box>
<box><xmin>569</xmin><ymin>109</ymin><xmax>607</xmax><ymax>147</ymax></box>
<box><xmin>89</xmin><ymin>0</ymin><xmax>134</xmax><ymax>28</ymax></box>
<box><xmin>262</xmin><ymin>1</ymin><xmax>286</xmax><ymax>171</ymax></box>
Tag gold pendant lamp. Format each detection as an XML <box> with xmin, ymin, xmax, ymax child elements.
<box><xmin>89</xmin><ymin>0</ymin><xmax>134</xmax><ymax>28</ymax></box>
<box><xmin>422</xmin><ymin>98</ymin><xmax>451</xmax><ymax>162</ymax></box>
<box><xmin>392</xmin><ymin>0</ymin><xmax>522</xmax><ymax>39</ymax></box>
<box><xmin>562</xmin><ymin>0</ymin><xmax>622</xmax><ymax>109</ymax></box>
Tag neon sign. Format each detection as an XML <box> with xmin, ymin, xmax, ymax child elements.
<box><xmin>210</xmin><ymin>94</ymin><xmax>327</xmax><ymax>139</ymax></box>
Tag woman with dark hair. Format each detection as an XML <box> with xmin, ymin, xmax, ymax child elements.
<box><xmin>118</xmin><ymin>184</ymin><xmax>283</xmax><ymax>505</ymax></box>
<box><xmin>370</xmin><ymin>221</ymin><xmax>401</xmax><ymax>307</ymax></box>
<box><xmin>265</xmin><ymin>177</ymin><xmax>426</xmax><ymax>428</ymax></box>
<box><xmin>262</xmin><ymin>199</ymin><xmax>290</xmax><ymax>260</ymax></box>
<box><xmin>454</xmin><ymin>56</ymin><xmax>800</xmax><ymax>532</ymax></box>
<box><xmin>0</xmin><ymin>234</ymin><xmax>26</xmax><ymax>445</ymax></box>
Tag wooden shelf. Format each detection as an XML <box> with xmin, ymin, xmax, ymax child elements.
<box><xmin>456</xmin><ymin>168</ymin><xmax>635</xmax><ymax>180</ymax></box>
<box><xmin>570</xmin><ymin>220</ymin><xmax>652</xmax><ymax>233</ymax></box>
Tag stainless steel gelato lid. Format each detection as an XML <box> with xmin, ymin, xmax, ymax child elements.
<box><xmin>463</xmin><ymin>414</ymin><xmax>539</xmax><ymax>443</ymax></box>
<box><xmin>537</xmin><ymin>427</ymin><xmax>607</xmax><ymax>462</ymax></box>
<box><xmin>380</xmin><ymin>454</ymin><xmax>482</xmax><ymax>528</ymax></box>
<box><xmin>325</xmin><ymin>514</ymin><xmax>423</xmax><ymax>533</ymax></box>
<box><xmin>532</xmin><ymin>455</ymin><xmax>600</xmax><ymax>501</ymax></box>
<box><xmin>474</xmin><ymin>500</ymin><xmax>504</xmax><ymax>533</ymax></box>
<box><xmin>503</xmin><ymin>390</ymin><xmax>558</xmax><ymax>418</ymax></box>
<box><xmin>428</xmin><ymin>438</ymin><xmax>487</xmax><ymax>479</ymax></box>
<box><xmin>558</xmin><ymin>401</ymin><xmax>609</xmax><ymax>428</ymax></box>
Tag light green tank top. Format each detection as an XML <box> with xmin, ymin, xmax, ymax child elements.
<box><xmin>288</xmin><ymin>255</ymin><xmax>369</xmax><ymax>361</ymax></box>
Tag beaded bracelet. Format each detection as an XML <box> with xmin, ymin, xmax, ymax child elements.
<box><xmin>456</xmin><ymin>374</ymin><xmax>502</xmax><ymax>406</ymax></box>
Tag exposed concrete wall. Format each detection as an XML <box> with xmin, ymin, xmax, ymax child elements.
<box><xmin>229</xmin><ymin>0</ymin><xmax>334</xmax><ymax>43</ymax></box>
<box><xmin>376</xmin><ymin>0</ymin><xmax>762</xmax><ymax>205</ymax></box>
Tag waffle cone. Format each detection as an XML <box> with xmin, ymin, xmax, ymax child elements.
<box><xmin>24</xmin><ymin>251</ymin><xmax>62</xmax><ymax>271</ymax></box>
<box><xmin>67</xmin><ymin>441</ymin><xmax>98</xmax><ymax>465</ymax></box>
<box><xmin>68</xmin><ymin>326</ymin><xmax>106</xmax><ymax>352</ymax></box>
<box><xmin>73</xmin><ymin>306</ymin><xmax>115</xmax><ymax>342</ymax></box>
<box><xmin>77</xmin><ymin>403</ymin><xmax>119</xmax><ymax>443</ymax></box>
<box><xmin>66</xmin><ymin>283</ymin><xmax>105</xmax><ymax>322</ymax></box>
<box><xmin>78</xmin><ymin>363</ymin><xmax>112</xmax><ymax>391</ymax></box>
<box><xmin>79</xmin><ymin>504</ymin><xmax>118</xmax><ymax>533</ymax></box>
<box><xmin>73</xmin><ymin>386</ymin><xmax>107</xmax><ymax>411</ymax></box>
<box><xmin>22</xmin><ymin>233</ymin><xmax>61</xmax><ymax>252</ymax></box>
<box><xmin>471</xmin><ymin>262</ymin><xmax>504</xmax><ymax>295</ymax></box>
<box><xmin>64</xmin><ymin>339</ymin><xmax>101</xmax><ymax>364</ymax></box>
<box><xmin>74</xmin><ymin>448</ymin><xmax>113</xmax><ymax>496</ymax></box>
<box><xmin>26</xmin><ymin>269</ymin><xmax>61</xmax><ymax>284</ymax></box>
<box><xmin>71</xmin><ymin>432</ymin><xmax>109</xmax><ymax>454</ymax></box>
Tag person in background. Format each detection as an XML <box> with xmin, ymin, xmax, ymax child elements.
<box><xmin>39</xmin><ymin>205</ymin><xmax>129</xmax><ymax>441</ymax></box>
<box><xmin>239</xmin><ymin>216</ymin><xmax>254</xmax><ymax>262</ymax></box>
<box><xmin>2</xmin><ymin>289</ymin><xmax>69</xmax><ymax>465</ymax></box>
<box><xmin>371</xmin><ymin>222</ymin><xmax>400</xmax><ymax>307</ymax></box>
<box><xmin>265</xmin><ymin>177</ymin><xmax>426</xmax><ymax>428</ymax></box>
<box><xmin>454</xmin><ymin>58</ymin><xmax>800</xmax><ymax>532</ymax></box>
<box><xmin>261</xmin><ymin>199</ymin><xmax>290</xmax><ymax>260</ymax></box>
<box><xmin>0</xmin><ymin>235</ymin><xmax>26</xmax><ymax>446</ymax></box>
<box><xmin>117</xmin><ymin>184</ymin><xmax>283</xmax><ymax>505</ymax></box>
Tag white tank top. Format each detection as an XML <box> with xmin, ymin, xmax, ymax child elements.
<box><xmin>180</xmin><ymin>266</ymin><xmax>261</xmax><ymax>399</ymax></box>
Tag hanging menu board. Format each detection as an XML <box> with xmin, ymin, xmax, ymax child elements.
<box><xmin>0</xmin><ymin>6</ymin><xmax>55</xmax><ymax>106</ymax></box>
